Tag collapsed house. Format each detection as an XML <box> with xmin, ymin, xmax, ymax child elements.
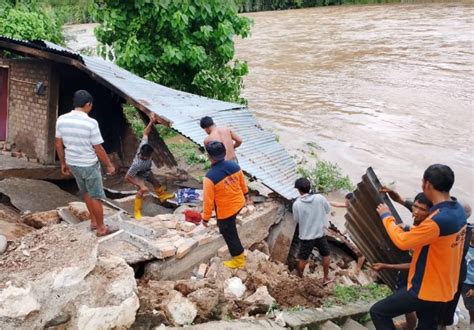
<box><xmin>0</xmin><ymin>37</ymin><xmax>411</xmax><ymax>329</ymax></box>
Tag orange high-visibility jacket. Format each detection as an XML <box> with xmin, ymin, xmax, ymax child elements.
<box><xmin>381</xmin><ymin>200</ymin><xmax>466</xmax><ymax>302</ymax></box>
<box><xmin>202</xmin><ymin>160</ymin><xmax>248</xmax><ymax>221</ymax></box>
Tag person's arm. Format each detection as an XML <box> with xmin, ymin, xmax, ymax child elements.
<box><xmin>143</xmin><ymin>118</ymin><xmax>155</xmax><ymax>140</ymax></box>
<box><xmin>55</xmin><ymin>138</ymin><xmax>70</xmax><ymax>176</ymax></box>
<box><xmin>372</xmin><ymin>262</ymin><xmax>410</xmax><ymax>271</ymax></box>
<box><xmin>94</xmin><ymin>145</ymin><xmax>115</xmax><ymax>175</ymax></box>
<box><xmin>377</xmin><ymin>204</ymin><xmax>439</xmax><ymax>250</ymax></box>
<box><xmin>380</xmin><ymin>186</ymin><xmax>406</xmax><ymax>206</ymax></box>
<box><xmin>230</xmin><ymin>129</ymin><xmax>242</xmax><ymax>149</ymax></box>
<box><xmin>330</xmin><ymin>201</ymin><xmax>346</xmax><ymax>208</ymax></box>
<box><xmin>201</xmin><ymin>177</ymin><xmax>215</xmax><ymax>222</ymax></box>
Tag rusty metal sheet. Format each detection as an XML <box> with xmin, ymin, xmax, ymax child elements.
<box><xmin>0</xmin><ymin>36</ymin><xmax>300</xmax><ymax>200</ymax></box>
<box><xmin>345</xmin><ymin>167</ymin><xmax>410</xmax><ymax>290</ymax></box>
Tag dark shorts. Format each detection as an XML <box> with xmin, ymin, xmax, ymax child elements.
<box><xmin>462</xmin><ymin>283</ymin><xmax>474</xmax><ymax>311</ymax></box>
<box><xmin>298</xmin><ymin>236</ymin><xmax>330</xmax><ymax>260</ymax></box>
<box><xmin>69</xmin><ymin>162</ymin><xmax>106</xmax><ymax>199</ymax></box>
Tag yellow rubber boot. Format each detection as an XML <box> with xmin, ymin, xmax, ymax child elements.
<box><xmin>134</xmin><ymin>197</ymin><xmax>143</xmax><ymax>220</ymax></box>
<box><xmin>155</xmin><ymin>186</ymin><xmax>175</xmax><ymax>203</ymax></box>
<box><xmin>223</xmin><ymin>252</ymin><xmax>246</xmax><ymax>269</ymax></box>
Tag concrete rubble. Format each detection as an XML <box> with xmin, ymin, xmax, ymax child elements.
<box><xmin>0</xmin><ymin>173</ymin><xmax>380</xmax><ymax>329</ymax></box>
<box><xmin>0</xmin><ymin>225</ymin><xmax>139</xmax><ymax>329</ymax></box>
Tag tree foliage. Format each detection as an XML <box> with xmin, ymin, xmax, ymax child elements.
<box><xmin>93</xmin><ymin>0</ymin><xmax>252</xmax><ymax>104</ymax></box>
<box><xmin>0</xmin><ymin>1</ymin><xmax>64</xmax><ymax>44</ymax></box>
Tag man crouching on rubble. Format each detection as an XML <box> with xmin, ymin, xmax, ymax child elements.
<box><xmin>55</xmin><ymin>90</ymin><xmax>117</xmax><ymax>237</ymax></box>
<box><xmin>125</xmin><ymin>113</ymin><xmax>174</xmax><ymax>220</ymax></box>
<box><xmin>370</xmin><ymin>164</ymin><xmax>467</xmax><ymax>329</ymax></box>
<box><xmin>292</xmin><ymin>177</ymin><xmax>332</xmax><ymax>285</ymax></box>
<box><xmin>201</xmin><ymin>141</ymin><xmax>249</xmax><ymax>269</ymax></box>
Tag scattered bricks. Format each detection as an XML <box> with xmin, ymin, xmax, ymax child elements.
<box><xmin>173</xmin><ymin>237</ymin><xmax>188</xmax><ymax>249</ymax></box>
<box><xmin>11</xmin><ymin>151</ymin><xmax>22</xmax><ymax>158</ymax></box>
<box><xmin>218</xmin><ymin>245</ymin><xmax>229</xmax><ymax>257</ymax></box>
<box><xmin>236</xmin><ymin>215</ymin><xmax>243</xmax><ymax>225</ymax></box>
<box><xmin>176</xmin><ymin>238</ymin><xmax>198</xmax><ymax>259</ymax></box>
<box><xmin>196</xmin><ymin>264</ymin><xmax>207</xmax><ymax>279</ymax></box>
<box><xmin>205</xmin><ymin>262</ymin><xmax>218</xmax><ymax>278</ymax></box>
<box><xmin>1</xmin><ymin>150</ymin><xmax>12</xmax><ymax>156</ymax></box>
<box><xmin>156</xmin><ymin>214</ymin><xmax>175</xmax><ymax>221</ymax></box>
<box><xmin>178</xmin><ymin>221</ymin><xmax>197</xmax><ymax>233</ymax></box>
<box><xmin>247</xmin><ymin>205</ymin><xmax>256</xmax><ymax>214</ymax></box>
<box><xmin>27</xmin><ymin>157</ymin><xmax>39</xmax><ymax>163</ymax></box>
<box><xmin>196</xmin><ymin>234</ymin><xmax>214</xmax><ymax>246</ymax></box>
<box><xmin>154</xmin><ymin>243</ymin><xmax>176</xmax><ymax>258</ymax></box>
<box><xmin>186</xmin><ymin>224</ymin><xmax>208</xmax><ymax>238</ymax></box>
<box><xmin>164</xmin><ymin>220</ymin><xmax>178</xmax><ymax>229</ymax></box>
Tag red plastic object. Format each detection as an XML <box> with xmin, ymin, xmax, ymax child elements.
<box><xmin>183</xmin><ymin>210</ymin><xmax>202</xmax><ymax>224</ymax></box>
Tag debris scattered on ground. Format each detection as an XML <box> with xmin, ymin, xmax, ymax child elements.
<box><xmin>21</xmin><ymin>210</ymin><xmax>60</xmax><ymax>229</ymax></box>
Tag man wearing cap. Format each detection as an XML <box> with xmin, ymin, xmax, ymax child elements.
<box><xmin>201</xmin><ymin>141</ymin><xmax>249</xmax><ymax>268</ymax></box>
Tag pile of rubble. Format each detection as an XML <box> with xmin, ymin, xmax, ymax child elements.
<box><xmin>0</xmin><ymin>225</ymin><xmax>139</xmax><ymax>329</ymax></box>
<box><xmin>135</xmin><ymin>242</ymin><xmax>376</xmax><ymax>327</ymax></box>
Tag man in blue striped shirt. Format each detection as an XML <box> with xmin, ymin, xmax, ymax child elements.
<box><xmin>55</xmin><ymin>90</ymin><xmax>117</xmax><ymax>237</ymax></box>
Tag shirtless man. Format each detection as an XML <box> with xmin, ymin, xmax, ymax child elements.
<box><xmin>200</xmin><ymin>116</ymin><xmax>242</xmax><ymax>163</ymax></box>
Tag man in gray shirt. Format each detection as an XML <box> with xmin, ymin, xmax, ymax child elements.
<box><xmin>292</xmin><ymin>177</ymin><xmax>331</xmax><ymax>284</ymax></box>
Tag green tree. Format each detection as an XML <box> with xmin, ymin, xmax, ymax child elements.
<box><xmin>0</xmin><ymin>1</ymin><xmax>64</xmax><ymax>44</ymax></box>
<box><xmin>93</xmin><ymin>0</ymin><xmax>252</xmax><ymax>103</ymax></box>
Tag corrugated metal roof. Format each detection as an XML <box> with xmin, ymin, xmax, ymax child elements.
<box><xmin>0</xmin><ymin>36</ymin><xmax>82</xmax><ymax>61</ymax></box>
<box><xmin>0</xmin><ymin>36</ymin><xmax>299</xmax><ymax>200</ymax></box>
<box><xmin>345</xmin><ymin>167</ymin><xmax>410</xmax><ymax>290</ymax></box>
<box><xmin>81</xmin><ymin>55</ymin><xmax>299</xmax><ymax>200</ymax></box>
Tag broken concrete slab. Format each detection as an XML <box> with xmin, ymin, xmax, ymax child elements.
<box><xmin>266</xmin><ymin>211</ymin><xmax>296</xmax><ymax>264</ymax></box>
<box><xmin>21</xmin><ymin>210</ymin><xmax>60</xmax><ymax>229</ymax></box>
<box><xmin>176</xmin><ymin>238</ymin><xmax>199</xmax><ymax>259</ymax></box>
<box><xmin>0</xmin><ymin>178</ymin><xmax>78</xmax><ymax>212</ymax></box>
<box><xmin>342</xmin><ymin>318</ymin><xmax>367</xmax><ymax>330</ymax></box>
<box><xmin>244</xmin><ymin>286</ymin><xmax>275</xmax><ymax>308</ymax></box>
<box><xmin>0</xmin><ymin>155</ymin><xmax>63</xmax><ymax>180</ymax></box>
<box><xmin>167</xmin><ymin>318</ymin><xmax>286</xmax><ymax>329</ymax></box>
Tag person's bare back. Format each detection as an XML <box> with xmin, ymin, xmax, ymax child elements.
<box><xmin>204</xmin><ymin>127</ymin><xmax>241</xmax><ymax>161</ymax></box>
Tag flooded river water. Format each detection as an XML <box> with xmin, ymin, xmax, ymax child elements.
<box><xmin>235</xmin><ymin>3</ymin><xmax>473</xmax><ymax>200</ymax></box>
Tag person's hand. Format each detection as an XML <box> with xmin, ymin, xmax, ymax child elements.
<box><xmin>467</xmin><ymin>289</ymin><xmax>474</xmax><ymax>298</ymax></box>
<box><xmin>61</xmin><ymin>164</ymin><xmax>71</xmax><ymax>176</ymax></box>
<box><xmin>380</xmin><ymin>186</ymin><xmax>403</xmax><ymax>204</ymax></box>
<box><xmin>106</xmin><ymin>164</ymin><xmax>116</xmax><ymax>176</ymax></box>
<box><xmin>376</xmin><ymin>203</ymin><xmax>390</xmax><ymax>216</ymax></box>
<box><xmin>372</xmin><ymin>263</ymin><xmax>386</xmax><ymax>272</ymax></box>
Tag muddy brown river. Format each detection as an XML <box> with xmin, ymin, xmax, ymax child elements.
<box><xmin>235</xmin><ymin>3</ymin><xmax>473</xmax><ymax>201</ymax></box>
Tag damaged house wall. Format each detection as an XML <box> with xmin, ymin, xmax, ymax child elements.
<box><xmin>0</xmin><ymin>58</ymin><xmax>53</xmax><ymax>163</ymax></box>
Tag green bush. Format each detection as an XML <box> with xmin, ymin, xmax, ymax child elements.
<box><xmin>297</xmin><ymin>158</ymin><xmax>353</xmax><ymax>193</ymax></box>
<box><xmin>0</xmin><ymin>2</ymin><xmax>63</xmax><ymax>44</ymax></box>
<box><xmin>92</xmin><ymin>0</ymin><xmax>253</xmax><ymax>104</ymax></box>
<box><xmin>325</xmin><ymin>284</ymin><xmax>391</xmax><ymax>306</ymax></box>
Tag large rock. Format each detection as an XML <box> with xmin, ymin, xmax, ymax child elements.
<box><xmin>164</xmin><ymin>290</ymin><xmax>198</xmax><ymax>325</ymax></box>
<box><xmin>21</xmin><ymin>210</ymin><xmax>60</xmax><ymax>229</ymax></box>
<box><xmin>244</xmin><ymin>286</ymin><xmax>276</xmax><ymax>307</ymax></box>
<box><xmin>0</xmin><ymin>235</ymin><xmax>6</xmax><ymax>255</ymax></box>
<box><xmin>188</xmin><ymin>288</ymin><xmax>220</xmax><ymax>322</ymax></box>
<box><xmin>224</xmin><ymin>277</ymin><xmax>246</xmax><ymax>299</ymax></box>
<box><xmin>0</xmin><ymin>225</ymin><xmax>139</xmax><ymax>329</ymax></box>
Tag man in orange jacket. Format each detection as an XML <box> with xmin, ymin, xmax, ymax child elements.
<box><xmin>201</xmin><ymin>141</ymin><xmax>249</xmax><ymax>269</ymax></box>
<box><xmin>370</xmin><ymin>164</ymin><xmax>467</xmax><ymax>329</ymax></box>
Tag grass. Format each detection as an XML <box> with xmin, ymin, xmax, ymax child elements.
<box><xmin>323</xmin><ymin>284</ymin><xmax>391</xmax><ymax>307</ymax></box>
<box><xmin>167</xmin><ymin>142</ymin><xmax>211</xmax><ymax>169</ymax></box>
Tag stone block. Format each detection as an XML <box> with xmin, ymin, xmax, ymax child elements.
<box><xmin>21</xmin><ymin>210</ymin><xmax>60</xmax><ymax>229</ymax></box>
<box><xmin>320</xmin><ymin>321</ymin><xmax>342</xmax><ymax>330</ymax></box>
<box><xmin>68</xmin><ymin>202</ymin><xmax>90</xmax><ymax>221</ymax></box>
<box><xmin>154</xmin><ymin>243</ymin><xmax>177</xmax><ymax>258</ymax></box>
<box><xmin>196</xmin><ymin>234</ymin><xmax>214</xmax><ymax>246</ymax></box>
<box><xmin>196</xmin><ymin>264</ymin><xmax>207</xmax><ymax>279</ymax></box>
<box><xmin>218</xmin><ymin>245</ymin><xmax>228</xmax><ymax>257</ymax></box>
<box><xmin>178</xmin><ymin>221</ymin><xmax>196</xmax><ymax>233</ymax></box>
<box><xmin>164</xmin><ymin>220</ymin><xmax>178</xmax><ymax>229</ymax></box>
<box><xmin>342</xmin><ymin>319</ymin><xmax>366</xmax><ymax>330</ymax></box>
<box><xmin>176</xmin><ymin>239</ymin><xmax>198</xmax><ymax>259</ymax></box>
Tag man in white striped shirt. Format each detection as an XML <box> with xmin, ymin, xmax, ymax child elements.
<box><xmin>55</xmin><ymin>90</ymin><xmax>117</xmax><ymax>237</ymax></box>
